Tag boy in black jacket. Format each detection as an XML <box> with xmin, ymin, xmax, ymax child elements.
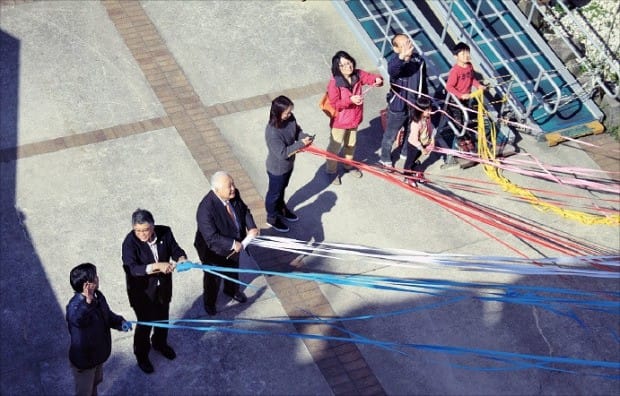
<box><xmin>66</xmin><ymin>263</ymin><xmax>131</xmax><ymax>396</ymax></box>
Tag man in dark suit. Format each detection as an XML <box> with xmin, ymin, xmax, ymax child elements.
<box><xmin>194</xmin><ymin>171</ymin><xmax>259</xmax><ymax>316</ymax></box>
<box><xmin>122</xmin><ymin>209</ymin><xmax>187</xmax><ymax>374</ymax></box>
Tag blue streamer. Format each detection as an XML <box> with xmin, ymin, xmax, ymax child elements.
<box><xmin>127</xmin><ymin>318</ymin><xmax>620</xmax><ymax>379</ymax></box>
<box><xmin>169</xmin><ymin>261</ymin><xmax>620</xmax><ymax>378</ymax></box>
<box><xmin>175</xmin><ymin>262</ymin><xmax>620</xmax><ymax>322</ymax></box>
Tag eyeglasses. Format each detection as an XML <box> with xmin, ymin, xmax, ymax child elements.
<box><xmin>339</xmin><ymin>62</ymin><xmax>353</xmax><ymax>69</ymax></box>
<box><xmin>133</xmin><ymin>225</ymin><xmax>153</xmax><ymax>234</ymax></box>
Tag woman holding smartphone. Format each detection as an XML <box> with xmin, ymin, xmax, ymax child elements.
<box><xmin>264</xmin><ymin>95</ymin><xmax>314</xmax><ymax>233</ymax></box>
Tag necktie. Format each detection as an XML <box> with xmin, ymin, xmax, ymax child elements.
<box><xmin>225</xmin><ymin>202</ymin><xmax>239</xmax><ymax>229</ymax></box>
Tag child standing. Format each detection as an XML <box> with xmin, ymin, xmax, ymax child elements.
<box><xmin>446</xmin><ymin>41</ymin><xmax>486</xmax><ymax>122</ymax></box>
<box><xmin>446</xmin><ymin>42</ymin><xmax>486</xmax><ymax>159</ymax></box>
<box><xmin>66</xmin><ymin>263</ymin><xmax>131</xmax><ymax>396</ymax></box>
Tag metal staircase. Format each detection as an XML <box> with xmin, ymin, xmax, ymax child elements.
<box><xmin>333</xmin><ymin>0</ymin><xmax>606</xmax><ymax>145</ymax></box>
<box><xmin>333</xmin><ymin>0</ymin><xmax>452</xmax><ymax>96</ymax></box>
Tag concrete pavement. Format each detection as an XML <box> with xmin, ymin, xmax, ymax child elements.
<box><xmin>1</xmin><ymin>1</ymin><xmax>618</xmax><ymax>395</ymax></box>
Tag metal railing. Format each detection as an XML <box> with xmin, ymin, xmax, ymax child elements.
<box><xmin>438</xmin><ymin>0</ymin><xmax>564</xmax><ymax>120</ymax></box>
<box><xmin>336</xmin><ymin>0</ymin><xmax>476</xmax><ymax>137</ymax></box>
<box><xmin>523</xmin><ymin>0</ymin><xmax>619</xmax><ymax>99</ymax></box>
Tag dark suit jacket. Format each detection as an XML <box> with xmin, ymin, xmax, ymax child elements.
<box><xmin>122</xmin><ymin>225</ymin><xmax>186</xmax><ymax>307</ymax></box>
<box><xmin>194</xmin><ymin>189</ymin><xmax>256</xmax><ymax>265</ymax></box>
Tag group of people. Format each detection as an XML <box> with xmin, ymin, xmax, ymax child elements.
<box><xmin>66</xmin><ymin>171</ymin><xmax>258</xmax><ymax>394</ymax></box>
<box><xmin>65</xmin><ymin>33</ymin><xmax>496</xmax><ymax>395</ymax></box>
<box><xmin>262</xmin><ymin>33</ymin><xmax>496</xmax><ymax>233</ymax></box>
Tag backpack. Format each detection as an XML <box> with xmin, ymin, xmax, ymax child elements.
<box><xmin>319</xmin><ymin>92</ymin><xmax>337</xmax><ymax>118</ymax></box>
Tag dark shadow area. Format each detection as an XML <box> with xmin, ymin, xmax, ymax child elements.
<box><xmin>288</xmin><ymin>190</ymin><xmax>337</xmax><ymax>244</ymax></box>
<box><xmin>181</xmin><ymin>250</ymin><xmax>268</xmax><ymax>319</ymax></box>
<box><xmin>286</xmin><ymin>163</ymin><xmax>333</xmax><ymax>211</ymax></box>
<box><xmin>0</xmin><ymin>28</ymin><xmax>68</xmax><ymax>394</ymax></box>
<box><xmin>260</xmin><ymin>190</ymin><xmax>337</xmax><ymax>247</ymax></box>
<box><xmin>354</xmin><ymin>116</ymin><xmax>384</xmax><ymax>165</ymax></box>
<box><xmin>103</xmin><ymin>248</ymin><xmax>620</xmax><ymax>394</ymax></box>
<box><xmin>566</xmin><ymin>0</ymin><xmax>593</xmax><ymax>7</ymax></box>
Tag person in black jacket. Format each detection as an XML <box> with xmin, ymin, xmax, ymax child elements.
<box><xmin>194</xmin><ymin>171</ymin><xmax>258</xmax><ymax>316</ymax></box>
<box><xmin>122</xmin><ymin>209</ymin><xmax>187</xmax><ymax>374</ymax></box>
<box><xmin>379</xmin><ymin>33</ymin><xmax>428</xmax><ymax>168</ymax></box>
<box><xmin>66</xmin><ymin>262</ymin><xmax>130</xmax><ymax>396</ymax></box>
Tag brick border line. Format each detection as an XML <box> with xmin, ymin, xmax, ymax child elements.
<box><xmin>102</xmin><ymin>0</ymin><xmax>263</xmax><ymax>219</ymax></box>
<box><xmin>0</xmin><ymin>116</ymin><xmax>171</xmax><ymax>162</ymax></box>
<box><xmin>0</xmin><ymin>77</ymin><xmax>326</xmax><ymax>161</ymax></box>
<box><xmin>2</xmin><ymin>0</ymin><xmax>616</xmax><ymax>177</ymax></box>
<box><xmin>0</xmin><ymin>80</ymin><xmax>326</xmax><ymax>163</ymax></box>
<box><xmin>253</xmin><ymin>246</ymin><xmax>386</xmax><ymax>395</ymax></box>
<box><xmin>101</xmin><ymin>1</ymin><xmax>386</xmax><ymax>395</ymax></box>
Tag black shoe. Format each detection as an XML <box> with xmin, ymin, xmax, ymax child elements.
<box><xmin>153</xmin><ymin>344</ymin><xmax>176</xmax><ymax>360</ymax></box>
<box><xmin>205</xmin><ymin>305</ymin><xmax>217</xmax><ymax>316</ymax></box>
<box><xmin>137</xmin><ymin>357</ymin><xmax>154</xmax><ymax>374</ymax></box>
<box><xmin>226</xmin><ymin>291</ymin><xmax>248</xmax><ymax>303</ymax></box>
<box><xmin>266</xmin><ymin>218</ymin><xmax>289</xmax><ymax>232</ymax></box>
<box><xmin>281</xmin><ymin>207</ymin><xmax>299</xmax><ymax>222</ymax></box>
<box><xmin>345</xmin><ymin>168</ymin><xmax>363</xmax><ymax>178</ymax></box>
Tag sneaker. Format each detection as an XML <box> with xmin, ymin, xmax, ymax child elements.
<box><xmin>403</xmin><ymin>177</ymin><xmax>417</xmax><ymax>188</ymax></box>
<box><xmin>345</xmin><ymin>168</ymin><xmax>363</xmax><ymax>178</ymax></box>
<box><xmin>378</xmin><ymin>160</ymin><xmax>394</xmax><ymax>173</ymax></box>
<box><xmin>281</xmin><ymin>207</ymin><xmax>299</xmax><ymax>222</ymax></box>
<box><xmin>413</xmin><ymin>171</ymin><xmax>427</xmax><ymax>183</ymax></box>
<box><xmin>266</xmin><ymin>218</ymin><xmax>289</xmax><ymax>233</ymax></box>
<box><xmin>440</xmin><ymin>157</ymin><xmax>459</xmax><ymax>170</ymax></box>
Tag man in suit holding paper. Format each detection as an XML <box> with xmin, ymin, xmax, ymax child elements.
<box><xmin>194</xmin><ymin>171</ymin><xmax>259</xmax><ymax>316</ymax></box>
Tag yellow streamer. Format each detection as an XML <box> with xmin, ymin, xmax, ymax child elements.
<box><xmin>470</xmin><ymin>89</ymin><xmax>619</xmax><ymax>226</ymax></box>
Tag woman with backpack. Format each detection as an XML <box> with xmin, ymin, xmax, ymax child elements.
<box><xmin>324</xmin><ymin>50</ymin><xmax>382</xmax><ymax>185</ymax></box>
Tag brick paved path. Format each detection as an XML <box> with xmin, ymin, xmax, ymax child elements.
<box><xmin>99</xmin><ymin>1</ymin><xmax>384</xmax><ymax>394</ymax></box>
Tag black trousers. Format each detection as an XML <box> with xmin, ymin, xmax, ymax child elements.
<box><xmin>200</xmin><ymin>255</ymin><xmax>240</xmax><ymax>309</ymax></box>
<box><xmin>448</xmin><ymin>98</ymin><xmax>474</xmax><ymax>129</ymax></box>
<box><xmin>131</xmin><ymin>296</ymin><xmax>169</xmax><ymax>360</ymax></box>
<box><xmin>403</xmin><ymin>142</ymin><xmax>422</xmax><ymax>171</ymax></box>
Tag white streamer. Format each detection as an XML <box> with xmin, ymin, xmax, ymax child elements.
<box><xmin>249</xmin><ymin>236</ymin><xmax>619</xmax><ymax>279</ymax></box>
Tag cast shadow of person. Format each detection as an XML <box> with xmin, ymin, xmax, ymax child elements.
<box><xmin>287</xmin><ymin>116</ymin><xmax>383</xmax><ymax>212</ymax></box>
<box><xmin>288</xmin><ymin>190</ymin><xmax>337</xmax><ymax>245</ymax></box>
<box><xmin>353</xmin><ymin>116</ymin><xmax>384</xmax><ymax>165</ymax></box>
<box><xmin>286</xmin><ymin>163</ymin><xmax>333</xmax><ymax>211</ymax></box>
<box><xmin>177</xmin><ymin>251</ymin><xmax>270</xmax><ymax>320</ymax></box>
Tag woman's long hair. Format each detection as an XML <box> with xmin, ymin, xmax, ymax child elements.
<box><xmin>269</xmin><ymin>95</ymin><xmax>294</xmax><ymax>128</ymax></box>
<box><xmin>331</xmin><ymin>50</ymin><xmax>357</xmax><ymax>77</ymax></box>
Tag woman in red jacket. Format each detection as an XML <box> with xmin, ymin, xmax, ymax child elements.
<box><xmin>325</xmin><ymin>51</ymin><xmax>382</xmax><ymax>185</ymax></box>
